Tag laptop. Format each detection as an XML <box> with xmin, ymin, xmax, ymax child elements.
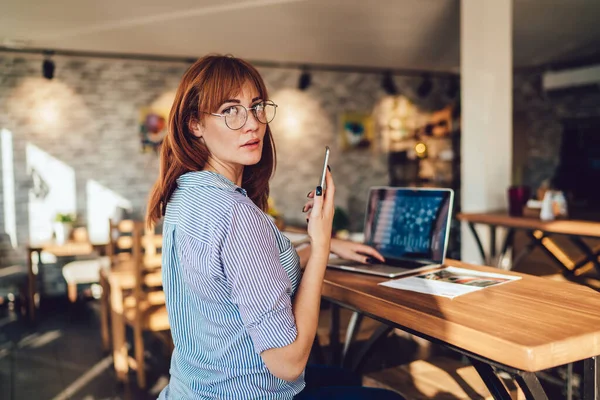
<box><xmin>327</xmin><ymin>186</ymin><xmax>454</xmax><ymax>278</ymax></box>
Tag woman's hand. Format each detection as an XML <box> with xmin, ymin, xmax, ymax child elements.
<box><xmin>330</xmin><ymin>238</ymin><xmax>385</xmax><ymax>264</ymax></box>
<box><xmin>306</xmin><ymin>170</ymin><xmax>335</xmax><ymax>254</ymax></box>
<box><xmin>302</xmin><ymin>190</ymin><xmax>315</xmax><ymax>218</ymax></box>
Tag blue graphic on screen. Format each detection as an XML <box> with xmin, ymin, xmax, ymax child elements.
<box><xmin>364</xmin><ymin>189</ymin><xmax>450</xmax><ymax>262</ymax></box>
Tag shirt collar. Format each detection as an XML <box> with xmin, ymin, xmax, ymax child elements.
<box><xmin>176</xmin><ymin>171</ymin><xmax>248</xmax><ymax>197</ymax></box>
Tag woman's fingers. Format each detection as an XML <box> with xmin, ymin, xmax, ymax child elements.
<box><xmin>301</xmin><ymin>200</ymin><xmax>314</xmax><ymax>213</ymax></box>
<box><xmin>323</xmin><ymin>169</ymin><xmax>335</xmax><ymax>211</ymax></box>
<box><xmin>355</xmin><ymin>244</ymin><xmax>385</xmax><ymax>262</ymax></box>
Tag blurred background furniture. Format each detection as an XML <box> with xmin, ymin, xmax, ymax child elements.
<box><xmin>108</xmin><ymin>220</ymin><xmax>168</xmax><ymax>388</ymax></box>
<box><xmin>61</xmin><ymin>227</ymin><xmax>111</xmax><ymax>303</ymax></box>
<box><xmin>0</xmin><ymin>233</ymin><xmax>28</xmax><ymax>318</ymax></box>
<box><xmin>458</xmin><ymin>212</ymin><xmax>600</xmax><ymax>283</ymax></box>
<box><xmin>26</xmin><ymin>240</ymin><xmax>95</xmax><ymax>322</ymax></box>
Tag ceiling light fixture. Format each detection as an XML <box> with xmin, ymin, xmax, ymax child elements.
<box><xmin>298</xmin><ymin>68</ymin><xmax>311</xmax><ymax>91</ymax></box>
<box><xmin>417</xmin><ymin>75</ymin><xmax>433</xmax><ymax>98</ymax></box>
<box><xmin>381</xmin><ymin>71</ymin><xmax>398</xmax><ymax>95</ymax></box>
<box><xmin>42</xmin><ymin>50</ymin><xmax>55</xmax><ymax>80</ymax></box>
<box><xmin>446</xmin><ymin>77</ymin><xmax>459</xmax><ymax>99</ymax></box>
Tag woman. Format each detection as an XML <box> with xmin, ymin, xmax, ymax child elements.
<box><xmin>147</xmin><ymin>54</ymin><xmax>403</xmax><ymax>399</ymax></box>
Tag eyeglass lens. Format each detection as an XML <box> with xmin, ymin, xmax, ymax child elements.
<box><xmin>224</xmin><ymin>102</ymin><xmax>276</xmax><ymax>129</ymax></box>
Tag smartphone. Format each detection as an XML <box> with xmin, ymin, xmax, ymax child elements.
<box><xmin>319</xmin><ymin>146</ymin><xmax>330</xmax><ymax>190</ymax></box>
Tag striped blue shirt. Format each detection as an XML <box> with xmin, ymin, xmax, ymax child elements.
<box><xmin>158</xmin><ymin>171</ymin><xmax>304</xmax><ymax>399</ymax></box>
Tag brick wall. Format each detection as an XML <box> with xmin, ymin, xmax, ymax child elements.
<box><xmin>513</xmin><ymin>72</ymin><xmax>600</xmax><ymax>191</ymax></box>
<box><xmin>0</xmin><ymin>53</ymin><xmax>454</xmax><ymax>269</ymax></box>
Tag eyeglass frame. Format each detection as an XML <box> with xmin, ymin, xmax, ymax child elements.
<box><xmin>200</xmin><ymin>100</ymin><xmax>278</xmax><ymax>131</ymax></box>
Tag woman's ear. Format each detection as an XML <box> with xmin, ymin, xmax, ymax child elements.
<box><xmin>190</xmin><ymin>119</ymin><xmax>204</xmax><ymax>138</ymax></box>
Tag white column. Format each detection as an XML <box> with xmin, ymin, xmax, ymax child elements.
<box><xmin>460</xmin><ymin>0</ymin><xmax>513</xmax><ymax>264</ymax></box>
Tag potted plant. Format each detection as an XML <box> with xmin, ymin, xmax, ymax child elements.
<box><xmin>54</xmin><ymin>213</ymin><xmax>76</xmax><ymax>244</ymax></box>
<box><xmin>332</xmin><ymin>207</ymin><xmax>350</xmax><ymax>238</ymax></box>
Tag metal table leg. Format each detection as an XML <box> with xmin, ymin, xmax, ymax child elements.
<box><xmin>584</xmin><ymin>356</ymin><xmax>599</xmax><ymax>400</ymax></box>
<box><xmin>468</xmin><ymin>357</ymin><xmax>513</xmax><ymax>400</ymax></box>
<box><xmin>350</xmin><ymin>324</ymin><xmax>393</xmax><ymax>372</ymax></box>
<box><xmin>341</xmin><ymin>311</ymin><xmax>363</xmax><ymax>367</ymax></box>
<box><xmin>468</xmin><ymin>222</ymin><xmax>489</xmax><ymax>264</ymax></box>
<box><xmin>497</xmin><ymin>229</ymin><xmax>515</xmax><ymax>269</ymax></box>
<box><xmin>570</xmin><ymin>237</ymin><xmax>600</xmax><ymax>275</ymax></box>
<box><xmin>490</xmin><ymin>225</ymin><xmax>497</xmax><ymax>261</ymax></box>
<box><xmin>329</xmin><ymin>303</ymin><xmax>340</xmax><ymax>365</ymax></box>
<box><xmin>567</xmin><ymin>362</ymin><xmax>573</xmax><ymax>400</ymax></box>
<box><xmin>514</xmin><ymin>371</ymin><xmax>549</xmax><ymax>400</ymax></box>
<box><xmin>512</xmin><ymin>232</ymin><xmax>538</xmax><ymax>270</ymax></box>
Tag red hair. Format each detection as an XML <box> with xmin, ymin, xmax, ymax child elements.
<box><xmin>147</xmin><ymin>55</ymin><xmax>276</xmax><ymax>226</ymax></box>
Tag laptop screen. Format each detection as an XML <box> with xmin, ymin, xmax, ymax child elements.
<box><xmin>363</xmin><ymin>187</ymin><xmax>453</xmax><ymax>264</ymax></box>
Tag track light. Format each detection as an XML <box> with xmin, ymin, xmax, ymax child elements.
<box><xmin>381</xmin><ymin>71</ymin><xmax>398</xmax><ymax>95</ymax></box>
<box><xmin>298</xmin><ymin>68</ymin><xmax>311</xmax><ymax>91</ymax></box>
<box><xmin>42</xmin><ymin>51</ymin><xmax>55</xmax><ymax>80</ymax></box>
<box><xmin>417</xmin><ymin>75</ymin><xmax>433</xmax><ymax>98</ymax></box>
<box><xmin>446</xmin><ymin>78</ymin><xmax>459</xmax><ymax>99</ymax></box>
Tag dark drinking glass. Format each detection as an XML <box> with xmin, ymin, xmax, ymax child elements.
<box><xmin>508</xmin><ymin>186</ymin><xmax>531</xmax><ymax>217</ymax></box>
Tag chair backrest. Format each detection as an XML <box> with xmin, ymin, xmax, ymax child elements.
<box><xmin>107</xmin><ymin>219</ymin><xmax>136</xmax><ymax>267</ymax></box>
<box><xmin>142</xmin><ymin>224</ymin><xmax>163</xmax><ymax>269</ymax></box>
<box><xmin>131</xmin><ymin>221</ymin><xmax>163</xmax><ymax>302</ymax></box>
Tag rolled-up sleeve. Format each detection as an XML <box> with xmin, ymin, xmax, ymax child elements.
<box><xmin>221</xmin><ymin>202</ymin><xmax>298</xmax><ymax>354</ymax></box>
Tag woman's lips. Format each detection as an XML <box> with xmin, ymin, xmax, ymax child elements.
<box><xmin>242</xmin><ymin>139</ymin><xmax>260</xmax><ymax>149</ymax></box>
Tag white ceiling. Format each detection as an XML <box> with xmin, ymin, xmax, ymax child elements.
<box><xmin>1</xmin><ymin>0</ymin><xmax>599</xmax><ymax>72</ymax></box>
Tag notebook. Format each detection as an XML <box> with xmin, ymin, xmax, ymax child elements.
<box><xmin>327</xmin><ymin>186</ymin><xmax>454</xmax><ymax>278</ymax></box>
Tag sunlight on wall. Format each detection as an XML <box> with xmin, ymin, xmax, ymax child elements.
<box><xmin>270</xmin><ymin>88</ymin><xmax>325</xmax><ymax>140</ymax></box>
<box><xmin>86</xmin><ymin>180</ymin><xmax>132</xmax><ymax>244</ymax></box>
<box><xmin>26</xmin><ymin>143</ymin><xmax>76</xmax><ymax>244</ymax></box>
<box><xmin>7</xmin><ymin>77</ymin><xmax>90</xmax><ymax>137</ymax></box>
<box><xmin>151</xmin><ymin>90</ymin><xmax>177</xmax><ymax>111</ymax></box>
<box><xmin>1</xmin><ymin>129</ymin><xmax>17</xmax><ymax>247</ymax></box>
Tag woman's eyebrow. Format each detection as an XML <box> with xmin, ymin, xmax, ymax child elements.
<box><xmin>221</xmin><ymin>97</ymin><xmax>261</xmax><ymax>105</ymax></box>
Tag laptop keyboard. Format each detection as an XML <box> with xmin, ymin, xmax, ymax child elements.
<box><xmin>329</xmin><ymin>258</ymin><xmax>429</xmax><ymax>269</ymax></box>
<box><xmin>374</xmin><ymin>259</ymin><xmax>429</xmax><ymax>269</ymax></box>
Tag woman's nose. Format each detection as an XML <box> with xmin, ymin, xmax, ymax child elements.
<box><xmin>243</xmin><ymin>109</ymin><xmax>259</xmax><ymax>131</ymax></box>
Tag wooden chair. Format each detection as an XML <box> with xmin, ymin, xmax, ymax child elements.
<box><xmin>110</xmin><ymin>221</ymin><xmax>169</xmax><ymax>388</ymax></box>
<box><xmin>61</xmin><ymin>227</ymin><xmax>110</xmax><ymax>303</ymax></box>
<box><xmin>99</xmin><ymin>219</ymin><xmax>136</xmax><ymax>352</ymax></box>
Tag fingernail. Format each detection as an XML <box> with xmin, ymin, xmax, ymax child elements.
<box><xmin>302</xmin><ymin>206</ymin><xmax>306</xmax><ymax>212</ymax></box>
<box><xmin>316</xmin><ymin>186</ymin><xmax>322</xmax><ymax>196</ymax></box>
<box><xmin>307</xmin><ymin>191</ymin><xmax>312</xmax><ymax>197</ymax></box>
<box><xmin>327</xmin><ymin>165</ymin><xmax>331</xmax><ymax>172</ymax></box>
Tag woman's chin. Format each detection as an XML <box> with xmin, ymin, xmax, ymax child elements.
<box><xmin>240</xmin><ymin>148</ymin><xmax>263</xmax><ymax>166</ymax></box>
<box><xmin>241</xmin><ymin>154</ymin><xmax>262</xmax><ymax>166</ymax></box>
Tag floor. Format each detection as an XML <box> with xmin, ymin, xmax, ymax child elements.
<box><xmin>0</xmin><ymin>295</ymin><xmax>575</xmax><ymax>400</ymax></box>
<box><xmin>0</xmin><ymin>295</ymin><xmax>425</xmax><ymax>400</ymax></box>
<box><xmin>0</xmin><ymin>297</ymin><xmax>168</xmax><ymax>400</ymax></box>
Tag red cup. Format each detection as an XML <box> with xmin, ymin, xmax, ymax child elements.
<box><xmin>508</xmin><ymin>186</ymin><xmax>531</xmax><ymax>216</ymax></box>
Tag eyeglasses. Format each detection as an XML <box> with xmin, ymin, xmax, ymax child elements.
<box><xmin>202</xmin><ymin>101</ymin><xmax>278</xmax><ymax>130</ymax></box>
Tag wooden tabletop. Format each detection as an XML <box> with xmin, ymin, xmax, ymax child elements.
<box><xmin>457</xmin><ymin>211</ymin><xmax>600</xmax><ymax>238</ymax></box>
<box><xmin>28</xmin><ymin>241</ymin><xmax>94</xmax><ymax>257</ymax></box>
<box><xmin>322</xmin><ymin>259</ymin><xmax>600</xmax><ymax>372</ymax></box>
